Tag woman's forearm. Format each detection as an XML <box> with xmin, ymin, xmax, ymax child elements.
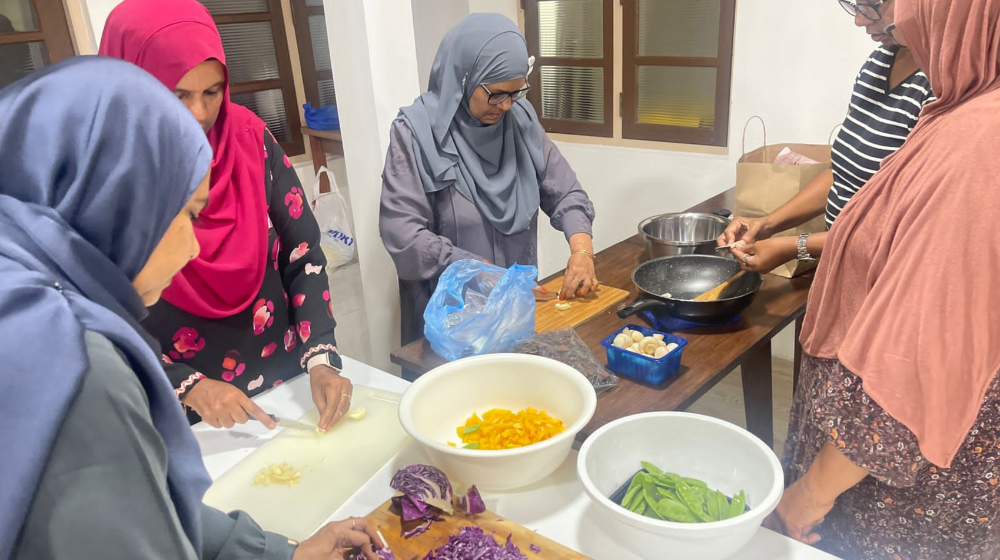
<box><xmin>802</xmin><ymin>441</ymin><xmax>869</xmax><ymax>506</ymax></box>
<box><xmin>764</xmin><ymin>169</ymin><xmax>833</xmax><ymax>236</ymax></box>
<box><xmin>568</xmin><ymin>233</ymin><xmax>593</xmax><ymax>253</ymax></box>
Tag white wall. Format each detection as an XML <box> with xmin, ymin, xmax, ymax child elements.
<box><xmin>411</xmin><ymin>0</ymin><xmax>470</xmax><ymax>91</ymax></box>
<box><xmin>324</xmin><ymin>0</ymin><xmax>422</xmax><ymax>371</ymax></box>
<box><xmin>467</xmin><ymin>0</ymin><xmax>518</xmax><ymax>22</ymax></box>
<box><xmin>79</xmin><ymin>0</ymin><xmax>117</xmax><ymax>50</ymax></box>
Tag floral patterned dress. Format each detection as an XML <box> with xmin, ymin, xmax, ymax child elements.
<box><xmin>785</xmin><ymin>355</ymin><xmax>1000</xmax><ymax>560</ymax></box>
<box><xmin>144</xmin><ymin>129</ymin><xmax>340</xmax><ymax>423</ymax></box>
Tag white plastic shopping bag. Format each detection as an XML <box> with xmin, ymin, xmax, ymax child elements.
<box><xmin>310</xmin><ymin>166</ymin><xmax>356</xmax><ymax>270</ymax></box>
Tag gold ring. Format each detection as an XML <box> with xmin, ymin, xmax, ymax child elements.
<box><xmin>352</xmin><ymin>518</ymin><xmax>356</xmax><ymax>529</ymax></box>
<box><xmin>342</xmin><ymin>393</ymin><xmax>352</xmax><ymax>400</ymax></box>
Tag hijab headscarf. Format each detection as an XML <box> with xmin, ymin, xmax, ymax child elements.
<box><xmin>399</xmin><ymin>13</ymin><xmax>546</xmax><ymax>236</ymax></box>
<box><xmin>800</xmin><ymin>0</ymin><xmax>1000</xmax><ymax>468</ymax></box>
<box><xmin>100</xmin><ymin>0</ymin><xmax>269</xmax><ymax>319</ymax></box>
<box><xmin>0</xmin><ymin>57</ymin><xmax>213</xmax><ymax>556</ymax></box>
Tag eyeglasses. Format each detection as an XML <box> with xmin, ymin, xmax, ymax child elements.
<box><xmin>838</xmin><ymin>0</ymin><xmax>884</xmax><ymax>21</ymax></box>
<box><xmin>883</xmin><ymin>22</ymin><xmax>905</xmax><ymax>46</ymax></box>
<box><xmin>481</xmin><ymin>84</ymin><xmax>531</xmax><ymax>106</ymax></box>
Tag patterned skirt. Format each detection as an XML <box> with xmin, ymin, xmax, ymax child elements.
<box><xmin>784</xmin><ymin>355</ymin><xmax>1000</xmax><ymax>560</ymax></box>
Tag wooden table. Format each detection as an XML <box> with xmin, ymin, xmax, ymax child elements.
<box><xmin>389</xmin><ymin>190</ymin><xmax>814</xmax><ymax>447</ymax></box>
<box><xmin>302</xmin><ymin>127</ymin><xmax>343</xmax><ymax>194</ymax></box>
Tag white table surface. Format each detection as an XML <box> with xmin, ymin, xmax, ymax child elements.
<box><xmin>194</xmin><ymin>356</ymin><xmax>838</xmax><ymax>560</ymax></box>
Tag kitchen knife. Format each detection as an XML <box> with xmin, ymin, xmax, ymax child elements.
<box><xmin>251</xmin><ymin>414</ymin><xmax>321</xmax><ymax>432</ymax></box>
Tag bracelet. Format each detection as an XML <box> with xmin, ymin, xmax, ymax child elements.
<box><xmin>572</xmin><ymin>249</ymin><xmax>595</xmax><ymax>259</ymax></box>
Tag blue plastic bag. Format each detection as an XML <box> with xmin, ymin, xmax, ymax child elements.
<box><xmin>303</xmin><ymin>103</ymin><xmax>340</xmax><ymax>130</ymax></box>
<box><xmin>424</xmin><ymin>260</ymin><xmax>537</xmax><ymax>361</ymax></box>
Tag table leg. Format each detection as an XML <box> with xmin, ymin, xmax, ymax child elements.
<box><xmin>309</xmin><ymin>135</ymin><xmax>331</xmax><ymax>193</ymax></box>
<box><xmin>741</xmin><ymin>341</ymin><xmax>774</xmax><ymax>448</ymax></box>
<box><xmin>792</xmin><ymin>315</ymin><xmax>803</xmax><ymax>396</ymax></box>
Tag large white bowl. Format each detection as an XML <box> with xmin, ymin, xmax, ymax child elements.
<box><xmin>398</xmin><ymin>353</ymin><xmax>597</xmax><ymax>490</ymax></box>
<box><xmin>577</xmin><ymin>412</ymin><xmax>783</xmax><ymax>560</ymax></box>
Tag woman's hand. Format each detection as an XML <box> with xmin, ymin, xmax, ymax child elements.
<box><xmin>763</xmin><ymin>477</ymin><xmax>834</xmax><ymax>545</ymax></box>
<box><xmin>310</xmin><ymin>364</ymin><xmax>353</xmax><ymax>431</ymax></box>
<box><xmin>562</xmin><ymin>252</ymin><xmax>599</xmax><ymax>300</ymax></box>
<box><xmin>293</xmin><ymin>517</ymin><xmax>385</xmax><ymax>560</ymax></box>
<box><xmin>182</xmin><ymin>378</ymin><xmax>277</xmax><ymax>430</ymax></box>
<box><xmin>730</xmin><ymin>237</ymin><xmax>797</xmax><ymax>274</ymax></box>
<box><xmin>718</xmin><ymin>215</ymin><xmax>773</xmax><ymax>247</ymax></box>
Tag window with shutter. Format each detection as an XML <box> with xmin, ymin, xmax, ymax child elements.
<box><xmin>0</xmin><ymin>0</ymin><xmax>74</xmax><ymax>89</ymax></box>
<box><xmin>289</xmin><ymin>0</ymin><xmax>336</xmax><ymax>109</ymax></box>
<box><xmin>199</xmin><ymin>0</ymin><xmax>305</xmax><ymax>156</ymax></box>
<box><xmin>622</xmin><ymin>0</ymin><xmax>735</xmax><ymax>146</ymax></box>
<box><xmin>523</xmin><ymin>0</ymin><xmax>614</xmax><ymax>137</ymax></box>
<box><xmin>522</xmin><ymin>0</ymin><xmax>736</xmax><ymax>147</ymax></box>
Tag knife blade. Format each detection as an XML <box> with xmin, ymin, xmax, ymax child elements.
<box><xmin>251</xmin><ymin>413</ymin><xmax>321</xmax><ymax>432</ymax></box>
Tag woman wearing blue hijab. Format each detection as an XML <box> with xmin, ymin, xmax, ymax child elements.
<box><xmin>380</xmin><ymin>14</ymin><xmax>598</xmax><ymax>349</ymax></box>
<box><xmin>1</xmin><ymin>57</ymin><xmax>382</xmax><ymax>560</ymax></box>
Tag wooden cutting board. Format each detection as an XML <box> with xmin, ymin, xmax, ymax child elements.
<box><xmin>365</xmin><ymin>499</ymin><xmax>593</xmax><ymax>560</ymax></box>
<box><xmin>202</xmin><ymin>386</ymin><xmax>410</xmax><ymax>541</ymax></box>
<box><xmin>535</xmin><ymin>277</ymin><xmax>630</xmax><ymax>334</ymax></box>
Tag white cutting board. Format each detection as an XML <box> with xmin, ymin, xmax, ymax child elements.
<box><xmin>202</xmin><ymin>385</ymin><xmax>410</xmax><ymax>541</ymax></box>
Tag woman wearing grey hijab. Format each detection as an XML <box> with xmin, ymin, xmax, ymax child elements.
<box><xmin>380</xmin><ymin>13</ymin><xmax>598</xmax><ymax>349</ymax></box>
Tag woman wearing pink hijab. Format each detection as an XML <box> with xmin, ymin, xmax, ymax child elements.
<box><xmin>100</xmin><ymin>0</ymin><xmax>352</xmax><ymax>432</ymax></box>
<box><xmin>767</xmin><ymin>0</ymin><xmax>1000</xmax><ymax>557</ymax></box>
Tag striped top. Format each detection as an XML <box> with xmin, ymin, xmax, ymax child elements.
<box><xmin>826</xmin><ymin>46</ymin><xmax>935</xmax><ymax>229</ymax></box>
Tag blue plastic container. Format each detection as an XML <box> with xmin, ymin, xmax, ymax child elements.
<box><xmin>600</xmin><ymin>324</ymin><xmax>688</xmax><ymax>385</ymax></box>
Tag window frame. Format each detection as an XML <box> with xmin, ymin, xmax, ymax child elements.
<box><xmin>620</xmin><ymin>0</ymin><xmax>736</xmax><ymax>146</ymax></box>
<box><xmin>0</xmin><ymin>0</ymin><xmax>75</xmax><ymax>65</ymax></box>
<box><xmin>522</xmin><ymin>0</ymin><xmax>615</xmax><ymax>138</ymax></box>
<box><xmin>289</xmin><ymin>0</ymin><xmax>332</xmax><ymax>108</ymax></box>
<box><xmin>209</xmin><ymin>0</ymin><xmax>305</xmax><ymax>156</ymax></box>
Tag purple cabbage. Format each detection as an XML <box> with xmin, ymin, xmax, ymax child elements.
<box><xmin>421</xmin><ymin>527</ymin><xmax>527</xmax><ymax>560</ymax></box>
<box><xmin>390</xmin><ymin>464</ymin><xmax>454</xmax><ymax>515</ymax></box>
<box><xmin>391</xmin><ymin>494</ymin><xmax>430</xmax><ymax>522</ymax></box>
<box><xmin>402</xmin><ymin>518</ymin><xmax>434</xmax><ymax>539</ymax></box>
<box><xmin>529</xmin><ymin>544</ymin><xmax>541</xmax><ymax>554</ymax></box>
<box><xmin>455</xmin><ymin>485</ymin><xmax>486</xmax><ymax>515</ymax></box>
<box><xmin>351</xmin><ymin>546</ymin><xmax>398</xmax><ymax>560</ymax></box>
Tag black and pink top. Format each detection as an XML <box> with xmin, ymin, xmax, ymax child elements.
<box><xmin>144</xmin><ymin>129</ymin><xmax>340</xmax><ymax>421</ymax></box>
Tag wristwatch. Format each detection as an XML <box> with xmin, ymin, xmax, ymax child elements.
<box><xmin>307</xmin><ymin>352</ymin><xmax>338</xmax><ymax>372</ymax></box>
<box><xmin>797</xmin><ymin>233</ymin><xmax>816</xmax><ymax>262</ymax></box>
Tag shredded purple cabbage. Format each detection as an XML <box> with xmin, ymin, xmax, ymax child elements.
<box><xmin>350</xmin><ymin>546</ymin><xmax>398</xmax><ymax>560</ymax></box>
<box><xmin>456</xmin><ymin>485</ymin><xmax>486</xmax><ymax>515</ymax></box>
<box><xmin>390</xmin><ymin>465</ymin><xmax>454</xmax><ymax>515</ymax></box>
<box><xmin>529</xmin><ymin>544</ymin><xmax>541</xmax><ymax>553</ymax></box>
<box><xmin>421</xmin><ymin>527</ymin><xmax>527</xmax><ymax>560</ymax></box>
<box><xmin>402</xmin><ymin>518</ymin><xmax>434</xmax><ymax>539</ymax></box>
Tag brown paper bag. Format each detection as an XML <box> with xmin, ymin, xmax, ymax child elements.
<box><xmin>735</xmin><ymin>117</ymin><xmax>832</xmax><ymax>278</ymax></box>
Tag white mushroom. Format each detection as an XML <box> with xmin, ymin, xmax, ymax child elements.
<box><xmin>665</xmin><ymin>342</ymin><xmax>679</xmax><ymax>353</ymax></box>
<box><xmin>630</xmin><ymin>331</ymin><xmax>644</xmax><ymax>343</ymax></box>
<box><xmin>613</xmin><ymin>333</ymin><xmax>630</xmax><ymax>349</ymax></box>
<box><xmin>652</xmin><ymin>334</ymin><xmax>665</xmax><ymax>342</ymax></box>
<box><xmin>640</xmin><ymin>336</ymin><xmax>660</xmax><ymax>355</ymax></box>
<box><xmin>628</xmin><ymin>343</ymin><xmax>640</xmax><ymax>353</ymax></box>
<box><xmin>653</xmin><ymin>346</ymin><xmax>668</xmax><ymax>359</ymax></box>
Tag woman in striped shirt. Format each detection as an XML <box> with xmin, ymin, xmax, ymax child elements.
<box><xmin>719</xmin><ymin>0</ymin><xmax>935</xmax><ymax>272</ymax></box>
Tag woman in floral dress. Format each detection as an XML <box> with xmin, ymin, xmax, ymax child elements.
<box><xmin>99</xmin><ymin>0</ymin><xmax>351</xmax><ymax>431</ymax></box>
<box><xmin>766</xmin><ymin>0</ymin><xmax>1000</xmax><ymax>558</ymax></box>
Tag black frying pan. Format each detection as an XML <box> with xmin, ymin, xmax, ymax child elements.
<box><xmin>618</xmin><ymin>255</ymin><xmax>763</xmax><ymax>323</ymax></box>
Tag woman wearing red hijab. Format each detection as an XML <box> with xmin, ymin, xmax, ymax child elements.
<box><xmin>766</xmin><ymin>0</ymin><xmax>1000</xmax><ymax>558</ymax></box>
<box><xmin>100</xmin><ymin>0</ymin><xmax>351</xmax><ymax>431</ymax></box>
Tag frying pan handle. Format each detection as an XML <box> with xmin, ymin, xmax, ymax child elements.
<box><xmin>713</xmin><ymin>208</ymin><xmax>732</xmax><ymax>219</ymax></box>
<box><xmin>617</xmin><ymin>299</ymin><xmax>670</xmax><ymax>319</ymax></box>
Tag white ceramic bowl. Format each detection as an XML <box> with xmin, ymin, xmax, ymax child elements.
<box><xmin>577</xmin><ymin>412</ymin><xmax>783</xmax><ymax>560</ymax></box>
<box><xmin>398</xmin><ymin>353</ymin><xmax>597</xmax><ymax>490</ymax></box>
